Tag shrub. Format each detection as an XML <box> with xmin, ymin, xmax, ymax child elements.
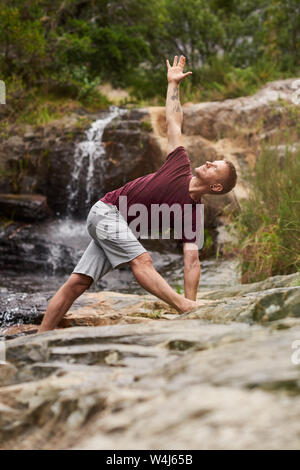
<box><xmin>233</xmin><ymin>144</ymin><xmax>300</xmax><ymax>283</ymax></box>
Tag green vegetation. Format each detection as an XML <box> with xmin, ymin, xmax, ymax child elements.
<box><xmin>0</xmin><ymin>0</ymin><xmax>300</xmax><ymax>123</ymax></box>
<box><xmin>200</xmin><ymin>228</ymin><xmax>215</xmax><ymax>259</ymax></box>
<box><xmin>140</xmin><ymin>120</ymin><xmax>153</xmax><ymax>133</ymax></box>
<box><xmin>147</xmin><ymin>309</ymin><xmax>163</xmax><ymax>319</ymax></box>
<box><xmin>175</xmin><ymin>285</ymin><xmax>184</xmax><ymax>295</ymax></box>
<box><xmin>231</xmin><ymin>144</ymin><xmax>300</xmax><ymax>283</ymax></box>
<box><xmin>1</xmin><ymin>0</ymin><xmax>300</xmax><ymax>283</ymax></box>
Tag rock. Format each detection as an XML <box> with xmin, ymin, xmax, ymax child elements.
<box><xmin>180</xmin><ymin>275</ymin><xmax>300</xmax><ymax>324</ymax></box>
<box><xmin>0</xmin><ymin>363</ymin><xmax>17</xmax><ymax>387</ymax></box>
<box><xmin>0</xmin><ymin>220</ymin><xmax>80</xmax><ymax>274</ymax></box>
<box><xmin>6</xmin><ymin>136</ymin><xmax>23</xmax><ymax>148</ymax></box>
<box><xmin>0</xmin><ymin>272</ymin><xmax>300</xmax><ymax>449</ymax></box>
<box><xmin>251</xmin><ymin>287</ymin><xmax>300</xmax><ymax>322</ymax></box>
<box><xmin>198</xmin><ymin>272</ymin><xmax>300</xmax><ymax>300</ymax></box>
<box><xmin>0</xmin><ymin>194</ymin><xmax>52</xmax><ymax>222</ymax></box>
<box><xmin>0</xmin><ymin>290</ymin><xmax>174</xmax><ymax>335</ymax></box>
<box><xmin>182</xmin><ymin>78</ymin><xmax>299</xmax><ymax>141</ymax></box>
<box><xmin>23</xmin><ymin>132</ymin><xmax>36</xmax><ymax>142</ymax></box>
<box><xmin>0</xmin><ymin>324</ymin><xmax>38</xmax><ymax>340</ymax></box>
<box><xmin>0</xmin><ymin>107</ymin><xmax>163</xmax><ymax>219</ymax></box>
<box><xmin>1</xmin><ymin>272</ymin><xmax>299</xmax><ymax>336</ymax></box>
<box><xmin>100</xmin><ymin>110</ymin><xmax>162</xmax><ymax>197</ymax></box>
<box><xmin>1</xmin><ymin>314</ymin><xmax>300</xmax><ymax>449</ymax></box>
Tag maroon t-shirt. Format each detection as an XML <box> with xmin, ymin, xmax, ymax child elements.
<box><xmin>100</xmin><ymin>146</ymin><xmax>202</xmax><ymax>244</ymax></box>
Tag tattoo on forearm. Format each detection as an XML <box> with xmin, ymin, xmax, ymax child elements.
<box><xmin>171</xmin><ymin>87</ymin><xmax>179</xmax><ymax>101</ymax></box>
<box><xmin>170</xmin><ymin>86</ymin><xmax>181</xmax><ymax>113</ymax></box>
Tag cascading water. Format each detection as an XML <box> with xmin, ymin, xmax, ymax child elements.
<box><xmin>66</xmin><ymin>105</ymin><xmax>126</xmax><ymax>216</ymax></box>
<box><xmin>44</xmin><ymin>106</ymin><xmax>127</xmax><ymax>274</ymax></box>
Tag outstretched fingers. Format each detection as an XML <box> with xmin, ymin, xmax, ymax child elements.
<box><xmin>166</xmin><ymin>55</ymin><xmax>192</xmax><ymax>81</ymax></box>
<box><xmin>179</xmin><ymin>55</ymin><xmax>186</xmax><ymax>69</ymax></box>
<box><xmin>172</xmin><ymin>55</ymin><xmax>178</xmax><ymax>67</ymax></box>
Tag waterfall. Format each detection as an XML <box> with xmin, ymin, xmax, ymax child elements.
<box><xmin>43</xmin><ymin>106</ymin><xmax>126</xmax><ymax>274</ymax></box>
<box><xmin>66</xmin><ymin>105</ymin><xmax>126</xmax><ymax>215</ymax></box>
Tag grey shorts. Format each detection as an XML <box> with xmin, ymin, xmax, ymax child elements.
<box><xmin>72</xmin><ymin>201</ymin><xmax>147</xmax><ymax>282</ymax></box>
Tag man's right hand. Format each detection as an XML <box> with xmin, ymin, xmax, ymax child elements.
<box><xmin>166</xmin><ymin>55</ymin><xmax>192</xmax><ymax>84</ymax></box>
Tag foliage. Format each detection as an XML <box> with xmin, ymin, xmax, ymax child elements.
<box><xmin>232</xmin><ymin>145</ymin><xmax>300</xmax><ymax>283</ymax></box>
<box><xmin>0</xmin><ymin>0</ymin><xmax>299</xmax><ymax>109</ymax></box>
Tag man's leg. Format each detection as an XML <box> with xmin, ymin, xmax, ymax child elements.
<box><xmin>130</xmin><ymin>252</ymin><xmax>199</xmax><ymax>313</ymax></box>
<box><xmin>38</xmin><ymin>273</ymin><xmax>93</xmax><ymax>333</ymax></box>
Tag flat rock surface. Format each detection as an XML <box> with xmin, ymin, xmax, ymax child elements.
<box><xmin>0</xmin><ymin>272</ymin><xmax>300</xmax><ymax>449</ymax></box>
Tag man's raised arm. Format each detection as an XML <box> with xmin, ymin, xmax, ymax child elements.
<box><xmin>165</xmin><ymin>55</ymin><xmax>192</xmax><ymax>155</ymax></box>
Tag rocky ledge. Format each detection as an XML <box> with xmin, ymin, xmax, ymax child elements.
<box><xmin>0</xmin><ymin>271</ymin><xmax>300</xmax><ymax>449</ymax></box>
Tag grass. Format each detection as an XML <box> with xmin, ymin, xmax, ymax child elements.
<box><xmin>1</xmin><ymin>73</ymin><xmax>111</xmax><ymax>133</ymax></box>
<box><xmin>147</xmin><ymin>309</ymin><xmax>162</xmax><ymax>319</ymax></box>
<box><xmin>229</xmin><ymin>142</ymin><xmax>300</xmax><ymax>283</ymax></box>
<box><xmin>15</xmin><ymin>93</ymin><xmax>110</xmax><ymax>127</ymax></box>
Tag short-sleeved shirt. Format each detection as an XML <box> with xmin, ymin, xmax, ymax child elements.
<box><xmin>100</xmin><ymin>146</ymin><xmax>202</xmax><ymax>244</ymax></box>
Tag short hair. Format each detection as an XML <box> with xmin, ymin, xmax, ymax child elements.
<box><xmin>215</xmin><ymin>160</ymin><xmax>237</xmax><ymax>195</ymax></box>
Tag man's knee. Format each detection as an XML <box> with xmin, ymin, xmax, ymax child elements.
<box><xmin>65</xmin><ymin>273</ymin><xmax>93</xmax><ymax>296</ymax></box>
<box><xmin>130</xmin><ymin>252</ymin><xmax>152</xmax><ymax>270</ymax></box>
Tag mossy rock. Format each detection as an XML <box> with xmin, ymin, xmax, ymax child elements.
<box><xmin>252</xmin><ymin>287</ymin><xmax>300</xmax><ymax>322</ymax></box>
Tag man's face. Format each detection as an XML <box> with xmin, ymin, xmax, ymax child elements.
<box><xmin>194</xmin><ymin>160</ymin><xmax>229</xmax><ymax>191</ymax></box>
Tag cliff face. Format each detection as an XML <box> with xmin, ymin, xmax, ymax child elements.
<box><xmin>0</xmin><ymin>109</ymin><xmax>162</xmax><ymax>218</ymax></box>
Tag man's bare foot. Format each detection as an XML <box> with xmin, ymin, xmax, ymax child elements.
<box><xmin>177</xmin><ymin>300</ymin><xmax>201</xmax><ymax>314</ymax></box>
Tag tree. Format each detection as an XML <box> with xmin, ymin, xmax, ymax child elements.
<box><xmin>163</xmin><ymin>0</ymin><xmax>224</xmax><ymax>68</ymax></box>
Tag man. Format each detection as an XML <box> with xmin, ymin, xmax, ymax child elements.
<box><xmin>38</xmin><ymin>55</ymin><xmax>237</xmax><ymax>333</ymax></box>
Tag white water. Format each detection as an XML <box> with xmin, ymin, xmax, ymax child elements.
<box><xmin>46</xmin><ymin>107</ymin><xmax>127</xmax><ymax>272</ymax></box>
<box><xmin>66</xmin><ymin>106</ymin><xmax>126</xmax><ymax>213</ymax></box>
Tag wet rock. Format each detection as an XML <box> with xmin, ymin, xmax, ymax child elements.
<box><xmin>0</xmin><ymin>221</ymin><xmax>78</xmax><ymax>274</ymax></box>
<box><xmin>1</xmin><ymin>272</ymin><xmax>299</xmax><ymax>336</ymax></box>
<box><xmin>0</xmin><ymin>107</ymin><xmax>162</xmax><ymax>219</ymax></box>
<box><xmin>0</xmin><ymin>289</ymin><xmax>173</xmax><ymax>335</ymax></box>
<box><xmin>0</xmin><ymin>194</ymin><xmax>52</xmax><ymax>222</ymax></box>
<box><xmin>0</xmin><ymin>292</ymin><xmax>49</xmax><ymax>327</ymax></box>
<box><xmin>100</xmin><ymin>110</ymin><xmax>162</xmax><ymax>195</ymax></box>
